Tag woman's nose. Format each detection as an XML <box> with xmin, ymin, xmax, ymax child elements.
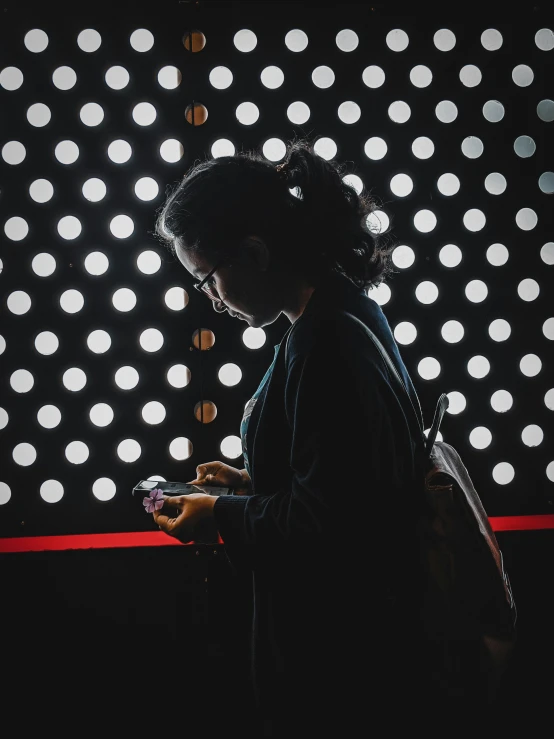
<box><xmin>213</xmin><ymin>300</ymin><xmax>226</xmax><ymax>313</ymax></box>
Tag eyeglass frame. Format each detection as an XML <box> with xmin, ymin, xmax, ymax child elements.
<box><xmin>193</xmin><ymin>256</ymin><xmax>233</xmax><ymax>301</ymax></box>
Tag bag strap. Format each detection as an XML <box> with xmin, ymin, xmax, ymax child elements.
<box><xmin>285</xmin><ymin>310</ymin><xmax>448</xmax><ymax>462</ymax></box>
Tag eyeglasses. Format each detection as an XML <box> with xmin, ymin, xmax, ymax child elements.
<box><xmin>193</xmin><ymin>257</ymin><xmax>232</xmax><ymax>301</ymax></box>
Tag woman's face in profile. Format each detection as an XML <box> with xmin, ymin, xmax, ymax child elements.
<box><xmin>175</xmin><ymin>237</ymin><xmax>285</xmax><ymax>328</ymax></box>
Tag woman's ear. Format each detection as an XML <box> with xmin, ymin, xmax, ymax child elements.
<box><xmin>240</xmin><ymin>236</ymin><xmax>270</xmax><ymax>272</ymax></box>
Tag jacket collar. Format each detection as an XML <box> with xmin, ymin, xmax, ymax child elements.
<box><xmin>299</xmin><ymin>269</ymin><xmax>366</xmax><ymax>321</ymax></box>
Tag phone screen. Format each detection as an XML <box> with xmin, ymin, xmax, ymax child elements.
<box><xmin>133</xmin><ymin>479</ymin><xmax>234</xmax><ymax>498</ymax></box>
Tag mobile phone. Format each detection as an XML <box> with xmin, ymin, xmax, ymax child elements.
<box><xmin>133</xmin><ymin>479</ymin><xmax>235</xmax><ymax>499</ymax></box>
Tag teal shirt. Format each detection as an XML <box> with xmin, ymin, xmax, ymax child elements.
<box><xmin>240</xmin><ymin>343</ymin><xmax>280</xmax><ymax>480</ymax></box>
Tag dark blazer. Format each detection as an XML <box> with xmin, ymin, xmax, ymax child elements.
<box><xmin>214</xmin><ymin>268</ymin><xmax>427</xmax><ymax>733</ymax></box>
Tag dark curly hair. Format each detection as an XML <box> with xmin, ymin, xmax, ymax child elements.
<box><xmin>153</xmin><ymin>135</ymin><xmax>396</xmax><ymax>290</ymax></box>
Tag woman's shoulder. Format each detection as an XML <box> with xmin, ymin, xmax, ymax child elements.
<box><xmin>286</xmin><ymin>302</ymin><xmax>384</xmax><ymax>365</ymax></box>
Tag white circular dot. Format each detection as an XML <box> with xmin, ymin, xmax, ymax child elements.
<box><xmin>413</xmin><ymin>209</ymin><xmax>437</xmax><ymax>233</ymax></box>
<box><xmin>541</xmin><ymin>242</ymin><xmax>554</xmax><ymax>265</ymax></box>
<box><xmin>55</xmin><ymin>140</ymin><xmax>79</xmax><ymax>164</ymax></box>
<box><xmin>160</xmin><ymin>138</ymin><xmax>184</xmax><ymax>163</ymax></box>
<box><xmin>467</xmin><ymin>355</ymin><xmax>490</xmax><ymax>379</ymax></box>
<box><xmin>461</xmin><ymin>136</ymin><xmax>484</xmax><ymax>159</ymax></box>
<box><xmin>388</xmin><ymin>101</ymin><xmax>411</xmax><ymax>123</ymax></box>
<box><xmin>37</xmin><ymin>405</ymin><xmax>61</xmax><ymax>429</ymax></box>
<box><xmin>390</xmin><ymin>173</ymin><xmax>413</xmax><ymax>197</ymax></box>
<box><xmin>209</xmin><ymin>66</ymin><xmax>232</xmax><ymax>90</ymax></box>
<box><xmin>2</xmin><ymin>140</ymin><xmax>26</xmax><ymax>165</ymax></box>
<box><xmin>512</xmin><ymin>64</ymin><xmax>534</xmax><ymax>87</ymax></box>
<box><xmin>492</xmin><ymin>463</ymin><xmax>515</xmax><ymax>486</ymax></box>
<box><xmin>418</xmin><ymin>357</ymin><xmax>441</xmax><ymax>380</ymax></box>
<box><xmin>62</xmin><ymin>367</ymin><xmax>87</xmax><ymax>391</ymax></box>
<box><xmin>364</xmin><ymin>136</ymin><xmax>387</xmax><ymax>160</ymax></box>
<box><xmin>57</xmin><ymin>215</ymin><xmax>82</xmax><ymax>240</ymax></box>
<box><xmin>32</xmin><ymin>252</ymin><xmax>56</xmax><ymax>276</ymax></box>
<box><xmin>514</xmin><ymin>135</ymin><xmax>536</xmax><ymax>158</ymax></box>
<box><xmin>491</xmin><ymin>390</ymin><xmax>513</xmax><ymax>413</ymax></box>
<box><xmin>167</xmin><ymin>364</ymin><xmax>191</xmax><ymax>388</ymax></box>
<box><xmin>543</xmin><ymin>318</ymin><xmax>554</xmax><ymax>341</ymax></box>
<box><xmin>487</xmin><ymin>243</ymin><xmax>509</xmax><ymax>266</ymax></box>
<box><xmin>539</xmin><ymin>172</ymin><xmax>554</xmax><ymax>194</ymax></box>
<box><xmin>139</xmin><ymin>328</ymin><xmax>164</xmax><ymax>352</ymax></box>
<box><xmin>483</xmin><ymin>100</ymin><xmax>505</xmax><ymax>122</ymax></box>
<box><xmin>80</xmin><ymin>102</ymin><xmax>104</xmax><ymax>126</ymax></box>
<box><xmin>485</xmin><ymin>172</ymin><xmax>507</xmax><ymax>195</ymax></box>
<box><xmin>441</xmin><ymin>320</ymin><xmax>464</xmax><ymax>343</ymax></box>
<box><xmin>362</xmin><ymin>65</ymin><xmax>385</xmax><ymax>88</ymax></box>
<box><xmin>312</xmin><ymin>65</ymin><xmax>335</xmax><ymax>89</ymax></box>
<box><xmin>89</xmin><ymin>403</ymin><xmax>114</xmax><ymax>427</ymax></box>
<box><xmin>142</xmin><ymin>401</ymin><xmax>166</xmax><ymax>425</ymax></box>
<box><xmin>40</xmin><ymin>480</ymin><xmax>64</xmax><ymax>503</ymax></box>
<box><xmin>391</xmin><ymin>245</ymin><xmax>415</xmax><ymax>269</ymax></box>
<box><xmin>105</xmin><ymin>66</ymin><xmax>130</xmax><ymax>89</ymax></box>
<box><xmin>437</xmin><ymin>173</ymin><xmax>460</xmax><ymax>196</ymax></box>
<box><xmin>410</xmin><ymin>65</ymin><xmax>432</xmax><ymax>87</ymax></box>
<box><xmin>169</xmin><ymin>437</ymin><xmax>193</xmax><ymax>461</ymax></box>
<box><xmin>415</xmin><ymin>281</ymin><xmax>439</xmax><ymax>304</ymax></box>
<box><xmin>11</xmin><ymin>369</ymin><xmax>34</xmax><ymax>393</ymax></box>
<box><xmin>516</xmin><ymin>208</ymin><xmax>538</xmax><ymax>231</ymax></box>
<box><xmin>29</xmin><ymin>178</ymin><xmax>54</xmax><ymax>203</ymax></box>
<box><xmin>27</xmin><ymin>103</ymin><xmax>51</xmax><ymax>127</ymax></box>
<box><xmin>234</xmin><ymin>29</ymin><xmax>257</xmax><ymax>52</ymax></box>
<box><xmin>236</xmin><ymin>101</ymin><xmax>260</xmax><ymax>126</ymax></box>
<box><xmin>219</xmin><ymin>363</ymin><xmax>243</xmax><ymax>387</ymax></box>
<box><xmin>53</xmin><ymin>66</ymin><xmax>77</xmax><ymax>90</ymax></box>
<box><xmin>522</xmin><ymin>425</ymin><xmax>543</xmax><ymax>447</ymax></box>
<box><xmin>117</xmin><ymin>439</ymin><xmax>142</xmax><ymax>463</ymax></box>
<box><xmin>412</xmin><ymin>136</ymin><xmax>434</xmax><ymax>159</ymax></box>
<box><xmin>285</xmin><ymin>29</ymin><xmax>308</xmax><ymax>52</ymax></box>
<box><xmin>446</xmin><ymin>391</ymin><xmax>466</xmax><ymax>415</ymax></box>
<box><xmin>463</xmin><ymin>209</ymin><xmax>486</xmax><ymax>232</ymax></box>
<box><xmin>469</xmin><ymin>427</ymin><xmax>492</xmax><ymax>449</ymax></box>
<box><xmin>7</xmin><ymin>290</ymin><xmax>31</xmax><ymax>315</ymax></box>
<box><xmin>24</xmin><ymin>29</ymin><xmax>48</xmax><ymax>52</ymax></box>
<box><xmin>115</xmin><ymin>366</ymin><xmax>140</xmax><ymax>390</ymax></box>
<box><xmin>4</xmin><ymin>216</ymin><xmax>29</xmax><ymax>241</ymax></box>
<box><xmin>434</xmin><ymin>29</ymin><xmax>456</xmax><ymax>51</ymax></box>
<box><xmin>393</xmin><ymin>321</ymin><xmax>417</xmax><ymax>345</ymax></box>
<box><xmin>110</xmin><ymin>214</ymin><xmax>134</xmax><ymax>238</ymax></box>
<box><xmin>0</xmin><ymin>66</ymin><xmax>24</xmax><ymax>90</ymax></box>
<box><xmin>488</xmin><ymin>319</ymin><xmax>511</xmax><ymax>342</ymax></box>
<box><xmin>13</xmin><ymin>442</ymin><xmax>37</xmax><ymax>466</ymax></box>
<box><xmin>465</xmin><ymin>280</ymin><xmax>488</xmax><ymax>303</ymax></box>
<box><xmin>518</xmin><ymin>278</ymin><xmax>540</xmax><ymax>301</ymax></box>
<box><xmin>520</xmin><ymin>354</ymin><xmax>541</xmax><ymax>377</ymax></box>
<box><xmin>336</xmin><ymin>29</ymin><xmax>359</xmax><ymax>52</ymax></box>
<box><xmin>65</xmin><ymin>440</ymin><xmax>90</xmax><ymax>464</ymax></box>
<box><xmin>93</xmin><ymin>478</ymin><xmax>117</xmax><ymax>502</ymax></box>
<box><xmin>460</xmin><ymin>65</ymin><xmax>482</xmax><ymax>87</ymax></box>
<box><xmin>481</xmin><ymin>29</ymin><xmax>503</xmax><ymax>51</ymax></box>
<box><xmin>35</xmin><ymin>331</ymin><xmax>59</xmax><ymax>355</ymax></box>
<box><xmin>535</xmin><ymin>28</ymin><xmax>554</xmax><ymax>51</ymax></box>
<box><xmin>338</xmin><ymin>101</ymin><xmax>361</xmax><ymax>124</ymax></box>
<box><xmin>386</xmin><ymin>29</ymin><xmax>409</xmax><ymax>52</ymax></box>
<box><xmin>77</xmin><ymin>29</ymin><xmax>102</xmax><ymax>53</ymax></box>
<box><xmin>130</xmin><ymin>28</ymin><xmax>154</xmax><ymax>52</ymax></box>
<box><xmin>439</xmin><ymin>244</ymin><xmax>462</xmax><ymax>268</ymax></box>
<box><xmin>87</xmin><ymin>329</ymin><xmax>111</xmax><ymax>354</ymax></box>
<box><xmin>435</xmin><ymin>100</ymin><xmax>458</xmax><ymax>123</ymax></box>
<box><xmin>132</xmin><ymin>102</ymin><xmax>157</xmax><ymax>126</ymax></box>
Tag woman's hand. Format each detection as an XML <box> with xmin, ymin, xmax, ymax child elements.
<box><xmin>152</xmin><ymin>492</ymin><xmax>218</xmax><ymax>544</ymax></box>
<box><xmin>187</xmin><ymin>461</ymin><xmax>252</xmax><ymax>495</ymax></box>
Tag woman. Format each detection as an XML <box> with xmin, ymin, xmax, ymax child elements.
<box><xmin>151</xmin><ymin>137</ymin><xmax>429</xmax><ymax>736</ymax></box>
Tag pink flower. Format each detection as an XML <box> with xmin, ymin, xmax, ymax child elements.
<box><xmin>143</xmin><ymin>487</ymin><xmax>164</xmax><ymax>514</ymax></box>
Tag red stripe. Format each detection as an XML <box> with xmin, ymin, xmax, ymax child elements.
<box><xmin>0</xmin><ymin>517</ymin><xmax>552</xmax><ymax>553</ymax></box>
